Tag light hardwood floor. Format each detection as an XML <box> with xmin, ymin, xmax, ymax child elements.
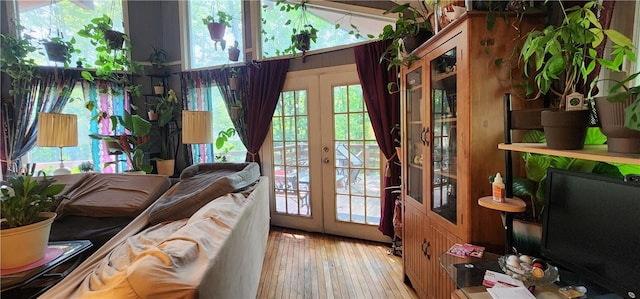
<box><xmin>257</xmin><ymin>226</ymin><xmax>419</xmax><ymax>299</ymax></box>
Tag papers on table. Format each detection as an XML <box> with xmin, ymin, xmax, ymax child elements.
<box><xmin>487</xmin><ymin>286</ymin><xmax>536</xmax><ymax>299</ymax></box>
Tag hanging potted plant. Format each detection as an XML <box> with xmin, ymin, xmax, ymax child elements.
<box><xmin>379</xmin><ymin>3</ymin><xmax>434</xmax><ymax>69</ymax></box>
<box><xmin>228</xmin><ymin>40</ymin><xmax>240</xmax><ymax>62</ymax></box>
<box><xmin>519</xmin><ymin>0</ymin><xmax>635</xmax><ymax>149</ymax></box>
<box><xmin>77</xmin><ymin>14</ymin><xmax>141</xmax><ymax>98</ymax></box>
<box><xmin>1</xmin><ymin>174</ymin><xmax>66</xmax><ymax>269</ymax></box>
<box><xmin>202</xmin><ymin>11</ymin><xmax>233</xmax><ymax>50</ymax></box>
<box><xmin>42</xmin><ymin>36</ymin><xmax>78</xmax><ymax>66</ymax></box>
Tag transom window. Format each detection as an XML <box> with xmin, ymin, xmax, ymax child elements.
<box><xmin>186</xmin><ymin>1</ymin><xmax>244</xmax><ymax>69</ymax></box>
<box><xmin>13</xmin><ymin>0</ymin><xmax>125</xmax><ymax>67</ymax></box>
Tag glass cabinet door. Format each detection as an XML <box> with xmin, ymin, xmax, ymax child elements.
<box><xmin>405</xmin><ymin>67</ymin><xmax>424</xmax><ymax>204</ymax></box>
<box><xmin>430</xmin><ymin>48</ymin><xmax>457</xmax><ymax>224</ymax></box>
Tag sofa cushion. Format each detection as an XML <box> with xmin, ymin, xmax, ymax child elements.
<box><xmin>55</xmin><ymin>174</ymin><xmax>171</xmax><ymax>218</ymax></box>
<box><xmin>148</xmin><ymin>162</ymin><xmax>259</xmax><ymax>225</ymax></box>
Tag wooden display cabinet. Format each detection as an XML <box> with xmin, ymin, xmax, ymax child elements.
<box><xmin>400</xmin><ymin>12</ymin><xmax>541</xmax><ymax>298</ymax></box>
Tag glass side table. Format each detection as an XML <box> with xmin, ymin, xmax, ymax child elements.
<box><xmin>441</xmin><ymin>252</ymin><xmax>560</xmax><ymax>299</ymax></box>
<box><xmin>1</xmin><ymin>240</ymin><xmax>93</xmax><ymax>298</ymax></box>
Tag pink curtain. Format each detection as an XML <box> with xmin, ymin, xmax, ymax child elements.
<box><xmin>83</xmin><ymin>80</ymin><xmax>129</xmax><ymax>173</ymax></box>
<box><xmin>354</xmin><ymin>40</ymin><xmax>401</xmax><ymax>238</ymax></box>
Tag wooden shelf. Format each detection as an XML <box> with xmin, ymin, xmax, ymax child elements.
<box><xmin>477</xmin><ymin>196</ymin><xmax>526</xmax><ymax>213</ymax></box>
<box><xmin>434</xmin><ymin>71</ymin><xmax>456</xmax><ymax>82</ymax></box>
<box><xmin>435</xmin><ymin>117</ymin><xmax>457</xmax><ymax>124</ymax></box>
<box><xmin>498</xmin><ymin>143</ymin><xmax>640</xmax><ymax>166</ymax></box>
<box><xmin>434</xmin><ymin>169</ymin><xmax>457</xmax><ymax>179</ymax></box>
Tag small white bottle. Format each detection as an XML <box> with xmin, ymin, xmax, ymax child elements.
<box><xmin>492</xmin><ymin>173</ymin><xmax>505</xmax><ymax>203</ymax></box>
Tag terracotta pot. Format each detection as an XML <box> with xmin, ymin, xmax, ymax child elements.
<box><xmin>229</xmin><ymin>77</ymin><xmax>238</xmax><ymax>91</ymax></box>
<box><xmin>156</xmin><ymin>159</ymin><xmax>175</xmax><ymax>176</ymax></box>
<box><xmin>44</xmin><ymin>42</ymin><xmax>69</xmax><ymax>63</ymax></box>
<box><xmin>148</xmin><ymin>111</ymin><xmax>158</xmax><ymax>121</ymax></box>
<box><xmin>228</xmin><ymin>47</ymin><xmax>240</xmax><ymax>62</ymax></box>
<box><xmin>541</xmin><ymin>109</ymin><xmax>590</xmax><ymax>150</ymax></box>
<box><xmin>153</xmin><ymin>86</ymin><xmax>164</xmax><ymax>95</ymax></box>
<box><xmin>207</xmin><ymin>22</ymin><xmax>226</xmax><ymax>41</ymax></box>
<box><xmin>1</xmin><ymin>212</ymin><xmax>56</xmax><ymax>269</ymax></box>
<box><xmin>595</xmin><ymin>96</ymin><xmax>640</xmax><ymax>154</ymax></box>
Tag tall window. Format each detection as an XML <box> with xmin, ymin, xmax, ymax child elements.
<box><xmin>185</xmin><ymin>85</ymin><xmax>247</xmax><ymax>163</ymax></box>
<box><xmin>24</xmin><ymin>86</ymin><xmax>93</xmax><ymax>174</ymax></box>
<box><xmin>14</xmin><ymin>0</ymin><xmax>125</xmax><ymax>67</ymax></box>
<box><xmin>260</xmin><ymin>0</ymin><xmax>392</xmax><ymax>58</ymax></box>
<box><xmin>187</xmin><ymin>1</ymin><xmax>244</xmax><ymax>69</ymax></box>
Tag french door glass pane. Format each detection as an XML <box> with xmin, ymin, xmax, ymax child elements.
<box><xmin>272</xmin><ymin>90</ymin><xmax>310</xmax><ymax>216</ymax></box>
<box><xmin>333</xmin><ymin>84</ymin><xmax>381</xmax><ymax>225</ymax></box>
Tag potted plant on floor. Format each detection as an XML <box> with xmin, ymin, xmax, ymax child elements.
<box><xmin>519</xmin><ymin>0</ymin><xmax>635</xmax><ymax>149</ymax></box>
<box><xmin>151</xmin><ymin>89</ymin><xmax>181</xmax><ymax>175</ymax></box>
<box><xmin>202</xmin><ymin>11</ymin><xmax>233</xmax><ymax>50</ymax></box>
<box><xmin>90</xmin><ymin>111</ymin><xmax>153</xmax><ymax>174</ymax></box>
<box><xmin>1</xmin><ymin>174</ymin><xmax>66</xmax><ymax>269</ymax></box>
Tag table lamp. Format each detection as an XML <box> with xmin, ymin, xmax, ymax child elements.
<box><xmin>182</xmin><ymin>110</ymin><xmax>213</xmax><ymax>163</ymax></box>
<box><xmin>37</xmin><ymin>113</ymin><xmax>78</xmax><ymax>175</ymax></box>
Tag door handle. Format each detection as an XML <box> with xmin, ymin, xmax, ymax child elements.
<box><xmin>421</xmin><ymin>239</ymin><xmax>428</xmax><ymax>256</ymax></box>
<box><xmin>423</xmin><ymin>127</ymin><xmax>430</xmax><ymax>146</ymax></box>
<box><xmin>323</xmin><ymin>158</ymin><xmax>330</xmax><ymax>164</ymax></box>
<box><xmin>426</xmin><ymin>240</ymin><xmax>431</xmax><ymax>260</ymax></box>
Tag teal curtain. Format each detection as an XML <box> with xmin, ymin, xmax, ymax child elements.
<box><xmin>83</xmin><ymin>80</ymin><xmax>129</xmax><ymax>173</ymax></box>
<box><xmin>180</xmin><ymin>71</ymin><xmax>215</xmax><ymax>165</ymax></box>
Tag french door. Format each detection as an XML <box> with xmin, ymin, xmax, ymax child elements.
<box><xmin>265</xmin><ymin>65</ymin><xmax>390</xmax><ymax>243</ymax></box>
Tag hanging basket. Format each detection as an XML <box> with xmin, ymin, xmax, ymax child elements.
<box><xmin>103</xmin><ymin>29</ymin><xmax>125</xmax><ymax>49</ymax></box>
<box><xmin>294</xmin><ymin>33</ymin><xmax>311</xmax><ymax>51</ymax></box>
<box><xmin>207</xmin><ymin>22</ymin><xmax>226</xmax><ymax>41</ymax></box>
<box><xmin>44</xmin><ymin>42</ymin><xmax>69</xmax><ymax>63</ymax></box>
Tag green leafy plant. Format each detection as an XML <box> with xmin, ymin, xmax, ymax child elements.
<box><xmin>41</xmin><ymin>36</ymin><xmax>79</xmax><ymax>67</ymax></box>
<box><xmin>519</xmin><ymin>0</ymin><xmax>635</xmax><ymax>109</ymax></box>
<box><xmin>202</xmin><ymin>11</ymin><xmax>233</xmax><ymax>50</ymax></box>
<box><xmin>78</xmin><ymin>161</ymin><xmax>95</xmax><ymax>173</ymax></box>
<box><xmin>0</xmin><ymin>32</ymin><xmax>38</xmax><ymax>98</ymax></box>
<box><xmin>89</xmin><ymin>111</ymin><xmax>153</xmax><ymax>173</ymax></box>
<box><xmin>1</xmin><ymin>174</ymin><xmax>66</xmax><ymax>229</ymax></box>
<box><xmin>152</xmin><ymin>89</ymin><xmax>181</xmax><ymax>160</ymax></box>
<box><xmin>202</xmin><ymin>11</ymin><xmax>233</xmax><ymax>27</ymax></box>
<box><xmin>77</xmin><ymin>15</ymin><xmax>141</xmax><ymax>98</ymax></box>
<box><xmin>606</xmin><ymin>71</ymin><xmax>640</xmax><ymax>131</ymax></box>
<box><xmin>274</xmin><ymin>0</ymin><xmax>320</xmax><ymax>55</ymax></box>
<box><xmin>379</xmin><ymin>3</ymin><xmax>434</xmax><ymax>69</ymax></box>
<box><xmin>148</xmin><ymin>46</ymin><xmax>167</xmax><ymax>69</ymax></box>
<box><xmin>215</xmin><ymin>128</ymin><xmax>237</xmax><ymax>162</ymax></box>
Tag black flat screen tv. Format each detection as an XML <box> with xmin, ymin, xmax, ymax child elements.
<box><xmin>541</xmin><ymin>168</ymin><xmax>640</xmax><ymax>299</ymax></box>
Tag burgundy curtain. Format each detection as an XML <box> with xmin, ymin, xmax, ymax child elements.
<box><xmin>354</xmin><ymin>40</ymin><xmax>401</xmax><ymax>238</ymax></box>
<box><xmin>245</xmin><ymin>59</ymin><xmax>289</xmax><ymax>166</ymax></box>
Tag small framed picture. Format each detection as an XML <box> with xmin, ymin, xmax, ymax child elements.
<box><xmin>565</xmin><ymin>92</ymin><xmax>585</xmax><ymax>111</ymax></box>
